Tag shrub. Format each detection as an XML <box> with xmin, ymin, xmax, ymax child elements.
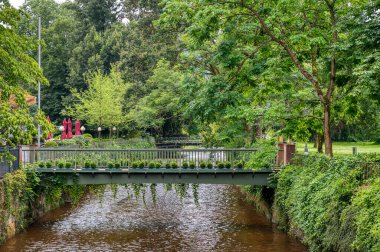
<box><xmin>65</xmin><ymin>162</ymin><xmax>72</xmax><ymax>168</ymax></box>
<box><xmin>107</xmin><ymin>162</ymin><xmax>114</xmax><ymax>169</ymax></box>
<box><xmin>44</xmin><ymin>141</ymin><xmax>58</xmax><ymax>148</ymax></box>
<box><xmin>189</xmin><ymin>161</ymin><xmax>195</xmax><ymax>169</ymax></box>
<box><xmin>217</xmin><ymin>162</ymin><xmax>225</xmax><ymax>169</ymax></box>
<box><xmin>82</xmin><ymin>133</ymin><xmax>92</xmax><ymax>138</ymax></box>
<box><xmin>84</xmin><ymin>161</ymin><xmax>91</xmax><ymax>168</ymax></box>
<box><xmin>182</xmin><ymin>161</ymin><xmax>189</xmax><ymax>169</ymax></box>
<box><xmin>171</xmin><ymin>161</ymin><xmax>178</xmax><ymax>169</ymax></box>
<box><xmin>148</xmin><ymin>162</ymin><xmax>155</xmax><ymax>169</ymax></box>
<box><xmin>90</xmin><ymin>161</ymin><xmax>96</xmax><ymax>169</ymax></box>
<box><xmin>58</xmin><ymin>161</ymin><xmax>64</xmax><ymax>168</ymax></box>
<box><xmin>165</xmin><ymin>162</ymin><xmax>171</xmax><ymax>168</ymax></box>
<box><xmin>46</xmin><ymin>161</ymin><xmax>52</xmax><ymax>168</ymax></box>
<box><xmin>200</xmin><ymin>161</ymin><xmax>206</xmax><ymax>168</ymax></box>
<box><xmin>207</xmin><ymin>161</ymin><xmax>213</xmax><ymax>169</ymax></box>
<box><xmin>132</xmin><ymin>161</ymin><xmax>139</xmax><ymax>168</ymax></box>
<box><xmin>224</xmin><ymin>161</ymin><xmax>231</xmax><ymax>168</ymax></box>
<box><xmin>138</xmin><ymin>160</ymin><xmax>145</xmax><ymax>168</ymax></box>
<box><xmin>235</xmin><ymin>160</ymin><xmax>244</xmax><ymax>169</ymax></box>
<box><xmin>38</xmin><ymin>162</ymin><xmax>45</xmax><ymax>168</ymax></box>
<box><xmin>114</xmin><ymin>162</ymin><xmax>121</xmax><ymax>168</ymax></box>
<box><xmin>155</xmin><ymin>161</ymin><xmax>162</xmax><ymax>168</ymax></box>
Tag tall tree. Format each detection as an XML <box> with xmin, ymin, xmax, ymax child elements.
<box><xmin>67</xmin><ymin>67</ymin><xmax>129</xmax><ymax>130</ymax></box>
<box><xmin>0</xmin><ymin>1</ymin><xmax>52</xmax><ymax>150</ymax></box>
<box><xmin>160</xmin><ymin>0</ymin><xmax>372</xmax><ymax>156</ymax></box>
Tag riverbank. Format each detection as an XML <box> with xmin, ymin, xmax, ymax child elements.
<box><xmin>0</xmin><ymin>170</ymin><xmax>89</xmax><ymax>244</ymax></box>
<box><xmin>244</xmin><ymin>153</ymin><xmax>380</xmax><ymax>252</ymax></box>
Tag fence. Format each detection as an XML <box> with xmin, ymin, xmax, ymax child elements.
<box><xmin>22</xmin><ymin>148</ymin><xmax>257</xmax><ymax>168</ymax></box>
<box><xmin>0</xmin><ymin>147</ymin><xmax>21</xmax><ymax>178</ymax></box>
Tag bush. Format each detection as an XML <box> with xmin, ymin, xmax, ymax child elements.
<box><xmin>155</xmin><ymin>161</ymin><xmax>162</xmax><ymax>168</ymax></box>
<box><xmin>132</xmin><ymin>161</ymin><xmax>139</xmax><ymax>168</ymax></box>
<box><xmin>84</xmin><ymin>161</ymin><xmax>91</xmax><ymax>168</ymax></box>
<box><xmin>90</xmin><ymin>161</ymin><xmax>96</xmax><ymax>169</ymax></box>
<box><xmin>138</xmin><ymin>160</ymin><xmax>145</xmax><ymax>168</ymax></box>
<box><xmin>225</xmin><ymin>161</ymin><xmax>231</xmax><ymax>168</ymax></box>
<box><xmin>114</xmin><ymin>162</ymin><xmax>121</xmax><ymax>168</ymax></box>
<box><xmin>148</xmin><ymin>162</ymin><xmax>155</xmax><ymax>169</ymax></box>
<box><xmin>38</xmin><ymin>162</ymin><xmax>45</xmax><ymax>168</ymax></box>
<box><xmin>189</xmin><ymin>161</ymin><xmax>195</xmax><ymax>169</ymax></box>
<box><xmin>44</xmin><ymin>141</ymin><xmax>58</xmax><ymax>148</ymax></box>
<box><xmin>107</xmin><ymin>162</ymin><xmax>114</xmax><ymax>169</ymax></box>
<box><xmin>171</xmin><ymin>161</ymin><xmax>178</xmax><ymax>169</ymax></box>
<box><xmin>82</xmin><ymin>133</ymin><xmax>93</xmax><ymax>138</ymax></box>
<box><xmin>235</xmin><ymin>160</ymin><xmax>244</xmax><ymax>169</ymax></box>
<box><xmin>46</xmin><ymin>161</ymin><xmax>52</xmax><ymax>168</ymax></box>
<box><xmin>165</xmin><ymin>162</ymin><xmax>171</xmax><ymax>169</ymax></box>
<box><xmin>246</xmin><ymin>139</ymin><xmax>277</xmax><ymax>169</ymax></box>
<box><xmin>200</xmin><ymin>161</ymin><xmax>206</xmax><ymax>169</ymax></box>
<box><xmin>57</xmin><ymin>161</ymin><xmax>64</xmax><ymax>168</ymax></box>
<box><xmin>65</xmin><ymin>162</ymin><xmax>72</xmax><ymax>168</ymax></box>
<box><xmin>182</xmin><ymin>161</ymin><xmax>189</xmax><ymax>169</ymax></box>
<box><xmin>207</xmin><ymin>161</ymin><xmax>213</xmax><ymax>169</ymax></box>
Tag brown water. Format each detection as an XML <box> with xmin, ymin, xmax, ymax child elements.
<box><xmin>0</xmin><ymin>185</ymin><xmax>307</xmax><ymax>252</ymax></box>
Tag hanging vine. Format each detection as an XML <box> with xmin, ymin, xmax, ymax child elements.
<box><xmin>175</xmin><ymin>183</ymin><xmax>188</xmax><ymax>203</ymax></box>
<box><xmin>110</xmin><ymin>184</ymin><xmax>118</xmax><ymax>199</ymax></box>
<box><xmin>192</xmin><ymin>184</ymin><xmax>200</xmax><ymax>207</ymax></box>
<box><xmin>150</xmin><ymin>183</ymin><xmax>157</xmax><ymax>206</ymax></box>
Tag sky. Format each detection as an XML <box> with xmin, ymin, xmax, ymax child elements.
<box><xmin>9</xmin><ymin>0</ymin><xmax>25</xmax><ymax>8</ymax></box>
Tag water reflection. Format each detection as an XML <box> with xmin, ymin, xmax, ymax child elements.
<box><xmin>1</xmin><ymin>185</ymin><xmax>307</xmax><ymax>252</ymax></box>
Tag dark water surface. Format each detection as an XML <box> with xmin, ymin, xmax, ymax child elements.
<box><xmin>1</xmin><ymin>185</ymin><xmax>307</xmax><ymax>252</ymax></box>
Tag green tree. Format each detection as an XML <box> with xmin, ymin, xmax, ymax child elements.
<box><xmin>160</xmin><ymin>0</ymin><xmax>374</xmax><ymax>156</ymax></box>
<box><xmin>126</xmin><ymin>60</ymin><xmax>184</xmax><ymax>136</ymax></box>
<box><xmin>67</xmin><ymin>67</ymin><xmax>129</xmax><ymax>131</ymax></box>
<box><xmin>0</xmin><ymin>1</ymin><xmax>52</xmax><ymax>150</ymax></box>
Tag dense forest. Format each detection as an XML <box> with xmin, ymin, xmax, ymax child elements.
<box><xmin>1</xmin><ymin>0</ymin><xmax>379</xmax><ymax>155</ymax></box>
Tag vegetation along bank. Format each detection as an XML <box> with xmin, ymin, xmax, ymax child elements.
<box><xmin>244</xmin><ymin>153</ymin><xmax>380</xmax><ymax>252</ymax></box>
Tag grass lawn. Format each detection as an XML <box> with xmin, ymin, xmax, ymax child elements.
<box><xmin>296</xmin><ymin>142</ymin><xmax>380</xmax><ymax>155</ymax></box>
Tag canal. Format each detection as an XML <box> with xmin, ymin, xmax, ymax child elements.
<box><xmin>0</xmin><ymin>185</ymin><xmax>307</xmax><ymax>251</ymax></box>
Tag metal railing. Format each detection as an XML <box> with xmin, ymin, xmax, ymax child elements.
<box><xmin>22</xmin><ymin>148</ymin><xmax>257</xmax><ymax>168</ymax></box>
<box><xmin>0</xmin><ymin>147</ymin><xmax>21</xmax><ymax>178</ymax></box>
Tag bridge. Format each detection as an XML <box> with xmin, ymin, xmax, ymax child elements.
<box><xmin>155</xmin><ymin>137</ymin><xmax>202</xmax><ymax>148</ymax></box>
<box><xmin>22</xmin><ymin>148</ymin><xmax>273</xmax><ymax>186</ymax></box>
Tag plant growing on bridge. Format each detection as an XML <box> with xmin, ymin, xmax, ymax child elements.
<box><xmin>235</xmin><ymin>160</ymin><xmax>244</xmax><ymax>169</ymax></box>
<box><xmin>165</xmin><ymin>162</ymin><xmax>171</xmax><ymax>169</ymax></box>
<box><xmin>155</xmin><ymin>161</ymin><xmax>162</xmax><ymax>168</ymax></box>
<box><xmin>148</xmin><ymin>162</ymin><xmax>155</xmax><ymax>169</ymax></box>
<box><xmin>132</xmin><ymin>161</ymin><xmax>139</xmax><ymax>168</ymax></box>
<box><xmin>84</xmin><ymin>161</ymin><xmax>91</xmax><ymax>168</ymax></box>
<box><xmin>225</xmin><ymin>161</ymin><xmax>231</xmax><ymax>169</ymax></box>
<box><xmin>114</xmin><ymin>162</ymin><xmax>121</xmax><ymax>169</ymax></box>
<box><xmin>46</xmin><ymin>161</ymin><xmax>52</xmax><ymax>168</ymax></box>
<box><xmin>207</xmin><ymin>161</ymin><xmax>213</xmax><ymax>169</ymax></box>
<box><xmin>171</xmin><ymin>161</ymin><xmax>178</xmax><ymax>169</ymax></box>
<box><xmin>107</xmin><ymin>162</ymin><xmax>114</xmax><ymax>169</ymax></box>
<box><xmin>65</xmin><ymin>162</ymin><xmax>72</xmax><ymax>168</ymax></box>
<box><xmin>90</xmin><ymin>161</ymin><xmax>96</xmax><ymax>169</ymax></box>
<box><xmin>189</xmin><ymin>161</ymin><xmax>195</xmax><ymax>169</ymax></box>
<box><xmin>58</xmin><ymin>161</ymin><xmax>64</xmax><ymax>168</ymax></box>
<box><xmin>200</xmin><ymin>161</ymin><xmax>206</xmax><ymax>169</ymax></box>
<box><xmin>138</xmin><ymin>161</ymin><xmax>145</xmax><ymax>169</ymax></box>
<box><xmin>38</xmin><ymin>162</ymin><xmax>45</xmax><ymax>168</ymax></box>
<box><xmin>217</xmin><ymin>162</ymin><xmax>224</xmax><ymax>169</ymax></box>
<box><xmin>182</xmin><ymin>161</ymin><xmax>189</xmax><ymax>169</ymax></box>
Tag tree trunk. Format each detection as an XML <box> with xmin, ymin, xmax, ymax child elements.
<box><xmin>316</xmin><ymin>133</ymin><xmax>323</xmax><ymax>153</ymax></box>
<box><xmin>323</xmin><ymin>104</ymin><xmax>333</xmax><ymax>157</ymax></box>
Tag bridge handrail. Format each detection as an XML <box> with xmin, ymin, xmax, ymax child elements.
<box><xmin>21</xmin><ymin>148</ymin><xmax>258</xmax><ymax>169</ymax></box>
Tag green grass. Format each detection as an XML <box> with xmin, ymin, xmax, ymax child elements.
<box><xmin>296</xmin><ymin>141</ymin><xmax>380</xmax><ymax>155</ymax></box>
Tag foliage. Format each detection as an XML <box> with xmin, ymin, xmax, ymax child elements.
<box><xmin>44</xmin><ymin>141</ymin><xmax>58</xmax><ymax>148</ymax></box>
<box><xmin>0</xmin><ymin>2</ymin><xmax>52</xmax><ymax>157</ymax></box>
<box><xmin>275</xmin><ymin>154</ymin><xmax>380</xmax><ymax>251</ymax></box>
<box><xmin>246</xmin><ymin>139</ymin><xmax>277</xmax><ymax>170</ymax></box>
<box><xmin>67</xmin><ymin>67</ymin><xmax>128</xmax><ymax>129</ymax></box>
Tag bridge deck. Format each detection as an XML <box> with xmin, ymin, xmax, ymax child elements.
<box><xmin>33</xmin><ymin>168</ymin><xmax>272</xmax><ymax>186</ymax></box>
